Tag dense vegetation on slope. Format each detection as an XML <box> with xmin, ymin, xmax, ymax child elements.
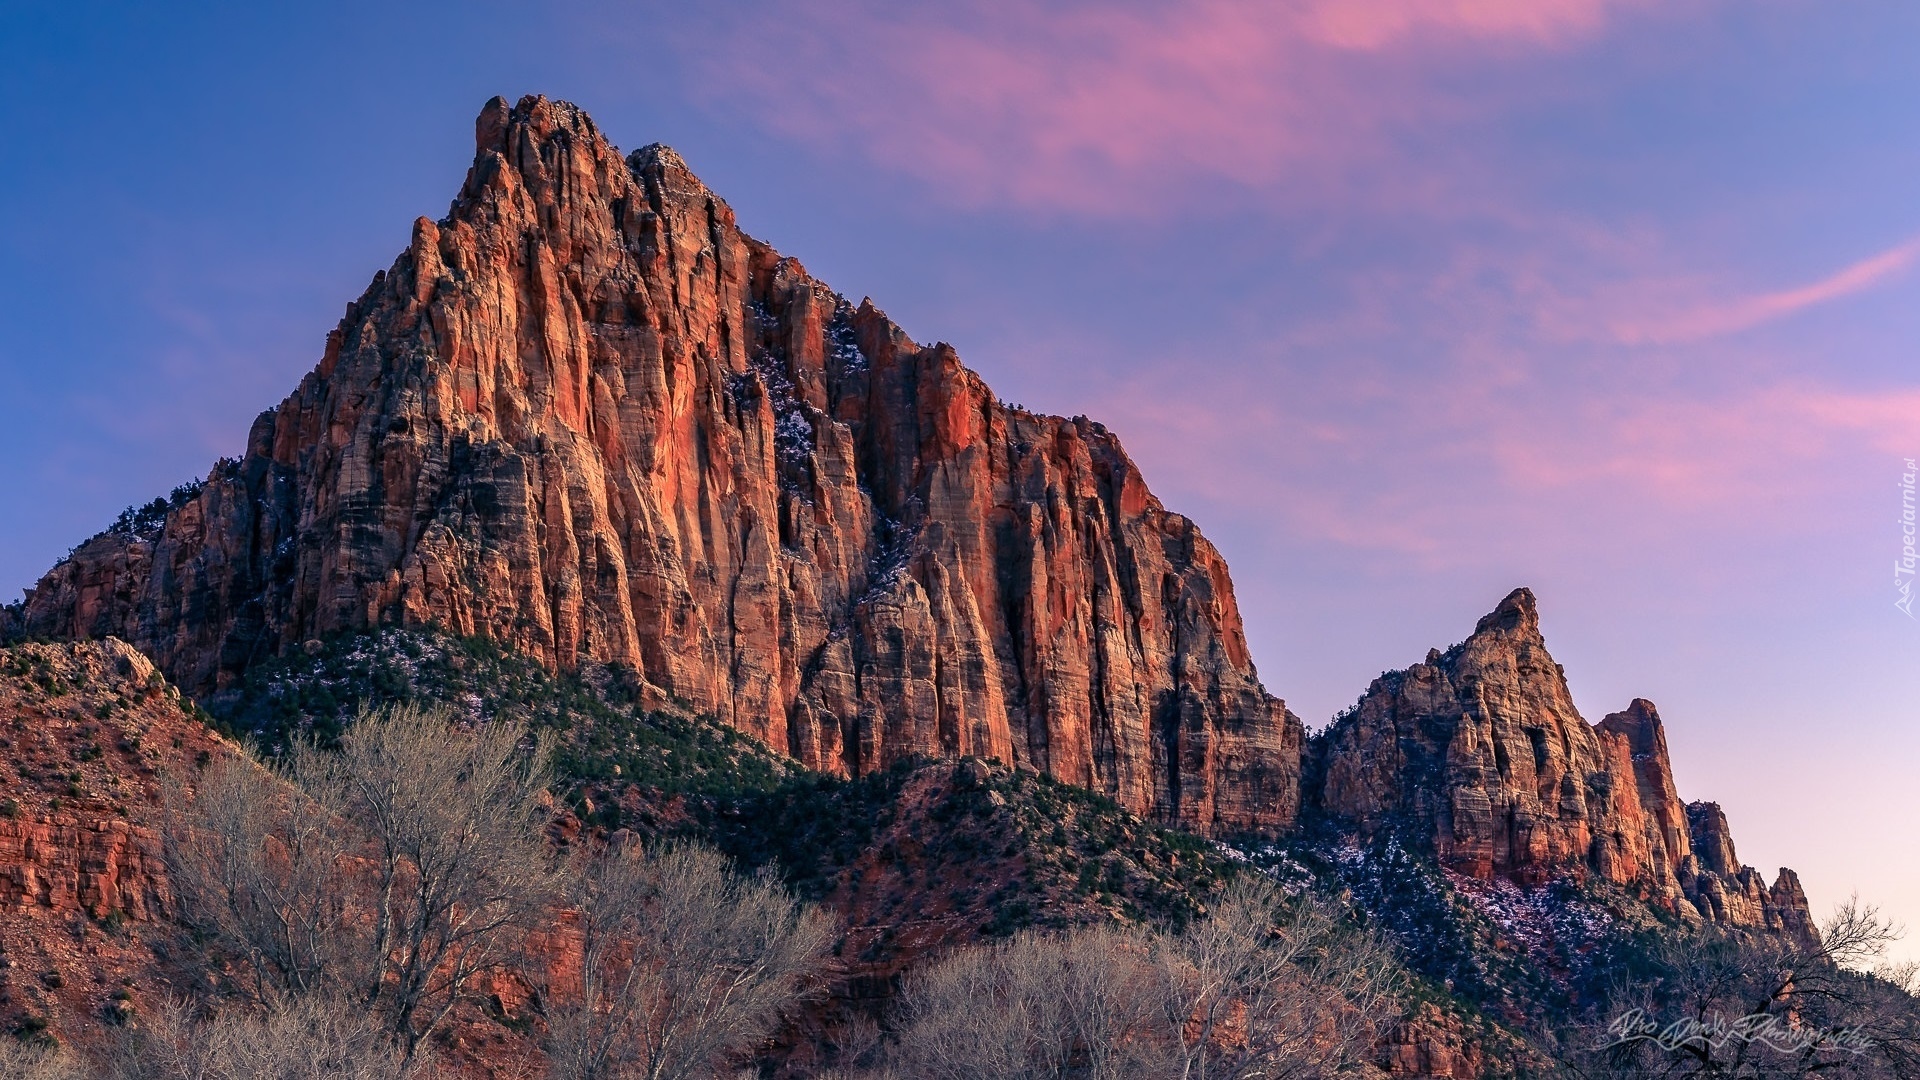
<box><xmin>208</xmin><ymin>628</ymin><xmax>1237</xmax><ymax>940</ymax></box>
<box><xmin>208</xmin><ymin>627</ymin><xmax>795</xmax><ymax>798</ymax></box>
<box><xmin>1237</xmin><ymin>823</ymin><xmax>1668</xmax><ymax>1020</ymax></box>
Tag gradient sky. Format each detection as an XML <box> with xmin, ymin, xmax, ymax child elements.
<box><xmin>4</xmin><ymin>1</ymin><xmax>1916</xmax><ymax>961</ymax></box>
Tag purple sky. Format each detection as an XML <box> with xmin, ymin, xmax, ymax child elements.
<box><xmin>4</xmin><ymin>2</ymin><xmax>1916</xmax><ymax>957</ymax></box>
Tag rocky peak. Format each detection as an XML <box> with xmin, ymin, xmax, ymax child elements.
<box><xmin>9</xmin><ymin>93</ymin><xmax>1810</xmax><ymax>932</ymax></box>
<box><xmin>1472</xmin><ymin>585</ymin><xmax>1538</xmax><ymax>637</ymax></box>
<box><xmin>1314</xmin><ymin>585</ymin><xmax>1600</xmax><ymax>882</ymax></box>
<box><xmin>1312</xmin><ymin>588</ymin><xmax>1811</xmax><ymax>934</ymax></box>
<box><xmin>1596</xmin><ymin>697</ymin><xmax>1664</xmax><ymax>756</ymax></box>
<box><xmin>17</xmin><ymin>95</ymin><xmax>1301</xmax><ymax>835</ymax></box>
<box><xmin>1593</xmin><ymin>698</ymin><xmax>1693</xmax><ymax>889</ymax></box>
<box><xmin>1685</xmin><ymin>800</ymin><xmax>1741</xmax><ymax>877</ymax></box>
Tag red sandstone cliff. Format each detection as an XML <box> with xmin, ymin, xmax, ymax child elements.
<box><xmin>18</xmin><ymin>95</ymin><xmax>1299</xmax><ymax>834</ymax></box>
<box><xmin>1313</xmin><ymin>588</ymin><xmax>1812</xmax><ymax>936</ymax></box>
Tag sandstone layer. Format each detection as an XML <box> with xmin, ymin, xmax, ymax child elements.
<box><xmin>18</xmin><ymin>95</ymin><xmax>1300</xmax><ymax>833</ymax></box>
<box><xmin>0</xmin><ymin>640</ymin><xmax>238</xmax><ymax>1039</ymax></box>
<box><xmin>1312</xmin><ymin>588</ymin><xmax>1813</xmax><ymax>936</ymax></box>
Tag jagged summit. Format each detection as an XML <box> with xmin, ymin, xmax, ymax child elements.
<box><xmin>1473</xmin><ymin>585</ymin><xmax>1537</xmax><ymax>635</ymax></box>
<box><xmin>0</xmin><ymin>91</ymin><xmax>1843</xmax><ymax>1079</ymax></box>
<box><xmin>1313</xmin><ymin>588</ymin><xmax>1814</xmax><ymax>939</ymax></box>
<box><xmin>18</xmin><ymin>94</ymin><xmax>1301</xmax><ymax>835</ymax></box>
<box><xmin>631</xmin><ymin>140</ymin><xmax>692</xmax><ymax>174</ymax></box>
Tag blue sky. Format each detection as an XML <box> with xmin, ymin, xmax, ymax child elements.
<box><xmin>4</xmin><ymin>0</ymin><xmax>1917</xmax><ymax>957</ymax></box>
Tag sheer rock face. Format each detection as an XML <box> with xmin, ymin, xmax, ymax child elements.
<box><xmin>18</xmin><ymin>96</ymin><xmax>1300</xmax><ymax>833</ymax></box>
<box><xmin>1312</xmin><ymin>588</ymin><xmax>1811</xmax><ymax>933</ymax></box>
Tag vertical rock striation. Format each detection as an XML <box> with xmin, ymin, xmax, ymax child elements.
<box><xmin>18</xmin><ymin>96</ymin><xmax>1300</xmax><ymax>833</ymax></box>
<box><xmin>1312</xmin><ymin>588</ymin><xmax>1812</xmax><ymax>934</ymax></box>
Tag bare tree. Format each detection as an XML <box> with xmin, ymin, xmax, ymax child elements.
<box><xmin>887</xmin><ymin>923</ymin><xmax>1160</xmax><ymax>1080</ymax></box>
<box><xmin>813</xmin><ymin>1015</ymin><xmax>888</xmax><ymax>1080</ymax></box>
<box><xmin>164</xmin><ymin>755</ymin><xmax>364</xmax><ymax>1003</ymax></box>
<box><xmin>890</xmin><ymin>938</ymin><xmax>1046</xmax><ymax>1079</ymax></box>
<box><xmin>98</xmin><ymin>995</ymin><xmax>426</xmax><ymax>1080</ymax></box>
<box><xmin>291</xmin><ymin>704</ymin><xmax>557</xmax><ymax>1056</ymax></box>
<box><xmin>1148</xmin><ymin>876</ymin><xmax>1399</xmax><ymax>1080</ymax></box>
<box><xmin>1558</xmin><ymin>898</ymin><xmax>1920</xmax><ymax>1079</ymax></box>
<box><xmin>0</xmin><ymin>1039</ymin><xmax>81</xmax><ymax>1080</ymax></box>
<box><xmin>542</xmin><ymin>840</ymin><xmax>834</xmax><ymax>1080</ymax></box>
<box><xmin>1059</xmin><ymin>925</ymin><xmax>1164</xmax><ymax>1080</ymax></box>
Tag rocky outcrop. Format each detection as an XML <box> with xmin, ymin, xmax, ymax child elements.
<box><xmin>1687</xmin><ymin>799</ymin><xmax>1742</xmax><ymax>879</ymax></box>
<box><xmin>1312</xmin><ymin>588</ymin><xmax>1811</xmax><ymax>933</ymax></box>
<box><xmin>18</xmin><ymin>95</ymin><xmax>1300</xmax><ymax>833</ymax></box>
<box><xmin>0</xmin><ymin>817</ymin><xmax>167</xmax><ymax>922</ymax></box>
<box><xmin>0</xmin><ymin>640</ymin><xmax>222</xmax><ymax>924</ymax></box>
<box><xmin>0</xmin><ymin>639</ymin><xmax>239</xmax><ymax>1039</ymax></box>
<box><xmin>1681</xmin><ymin>801</ymin><xmax>1817</xmax><ymax>942</ymax></box>
<box><xmin>1380</xmin><ymin>1004</ymin><xmax>1490</xmax><ymax>1079</ymax></box>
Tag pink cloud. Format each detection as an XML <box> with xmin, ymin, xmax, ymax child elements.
<box><xmin>1307</xmin><ymin>217</ymin><xmax>1920</xmax><ymax>362</ymax></box>
<box><xmin>687</xmin><ymin>0</ymin><xmax>1670</xmax><ymax>212</ymax></box>
<box><xmin>1086</xmin><ymin>352</ymin><xmax>1920</xmax><ymax>566</ymax></box>
<box><xmin>1484</xmin><ymin>382</ymin><xmax>1920</xmax><ymax>503</ymax></box>
<box><xmin>1611</xmin><ymin>234</ymin><xmax>1920</xmax><ymax>345</ymax></box>
<box><xmin>1301</xmin><ymin>0</ymin><xmax>1641</xmax><ymax>49</ymax></box>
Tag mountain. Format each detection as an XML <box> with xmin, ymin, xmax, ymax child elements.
<box><xmin>1</xmin><ymin>95</ymin><xmax>1841</xmax><ymax>1074</ymax></box>
<box><xmin>1312</xmin><ymin>587</ymin><xmax>1812</xmax><ymax>939</ymax></box>
<box><xmin>8</xmin><ymin>95</ymin><xmax>1804</xmax><ymax>927</ymax></box>
<box><xmin>16</xmin><ymin>95</ymin><xmax>1299</xmax><ymax>835</ymax></box>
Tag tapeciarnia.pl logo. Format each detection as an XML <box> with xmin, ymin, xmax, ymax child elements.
<box><xmin>1900</xmin><ymin>458</ymin><xmax>1917</xmax><ymax>618</ymax></box>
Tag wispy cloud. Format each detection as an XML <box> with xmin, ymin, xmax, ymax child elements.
<box><xmin>1085</xmin><ymin>349</ymin><xmax>1920</xmax><ymax>566</ymax></box>
<box><xmin>1612</xmin><ymin>234</ymin><xmax>1920</xmax><ymax>345</ymax></box>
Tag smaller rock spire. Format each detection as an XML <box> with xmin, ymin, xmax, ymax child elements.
<box><xmin>475</xmin><ymin>94</ymin><xmax>511</xmax><ymax>153</ymax></box>
<box><xmin>1473</xmin><ymin>586</ymin><xmax>1539</xmax><ymax>636</ymax></box>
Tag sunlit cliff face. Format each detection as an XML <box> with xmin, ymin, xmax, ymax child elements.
<box><xmin>3</xmin><ymin>0</ymin><xmax>1917</xmax><ymax>958</ymax></box>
